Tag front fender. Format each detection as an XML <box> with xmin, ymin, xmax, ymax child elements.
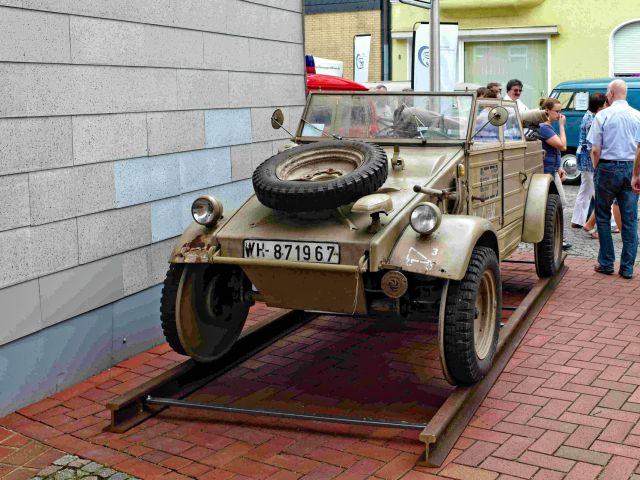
<box><xmin>386</xmin><ymin>216</ymin><xmax>497</xmax><ymax>281</ymax></box>
<box><xmin>521</xmin><ymin>173</ymin><xmax>553</xmax><ymax>243</ymax></box>
<box><xmin>169</xmin><ymin>220</ymin><xmax>227</xmax><ymax>263</ymax></box>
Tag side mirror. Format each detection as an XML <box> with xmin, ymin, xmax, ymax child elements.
<box><xmin>271</xmin><ymin>109</ymin><xmax>285</xmax><ymax>130</ymax></box>
<box><xmin>488</xmin><ymin>106</ymin><xmax>509</xmax><ymax>127</ymax></box>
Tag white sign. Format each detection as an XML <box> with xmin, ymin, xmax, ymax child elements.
<box><xmin>314</xmin><ymin>57</ymin><xmax>344</xmax><ymax>77</ymax></box>
<box><xmin>353</xmin><ymin>35</ymin><xmax>371</xmax><ymax>83</ymax></box>
<box><xmin>574</xmin><ymin>91</ymin><xmax>589</xmax><ymax>111</ymax></box>
<box><xmin>413</xmin><ymin>23</ymin><xmax>459</xmax><ymax>92</ymax></box>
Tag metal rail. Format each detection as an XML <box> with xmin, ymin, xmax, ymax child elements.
<box><xmin>145</xmin><ymin>397</ymin><xmax>427</xmax><ymax>430</ymax></box>
<box><xmin>106</xmin><ymin>309</ymin><xmax>316</xmax><ymax>432</ymax></box>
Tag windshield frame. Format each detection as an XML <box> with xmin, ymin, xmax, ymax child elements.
<box><xmin>295</xmin><ymin>91</ymin><xmax>475</xmax><ymax>146</ymax></box>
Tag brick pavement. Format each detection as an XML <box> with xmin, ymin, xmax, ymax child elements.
<box><xmin>2</xmin><ymin>255</ymin><xmax>640</xmax><ymax>479</ymax></box>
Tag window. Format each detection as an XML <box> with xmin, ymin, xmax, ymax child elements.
<box><xmin>555</xmin><ymin>92</ymin><xmax>575</xmax><ymax>110</ymax></box>
<box><xmin>473</xmin><ymin>103</ymin><xmax>500</xmax><ymax>143</ymax></box>
<box><xmin>464</xmin><ymin>40</ymin><xmax>548</xmax><ymax>109</ymax></box>
<box><xmin>503</xmin><ymin>106</ymin><xmax>523</xmax><ymax>141</ymax></box>
<box><xmin>613</xmin><ymin>21</ymin><xmax>640</xmax><ymax>76</ymax></box>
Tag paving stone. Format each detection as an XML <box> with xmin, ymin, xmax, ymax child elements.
<box><xmin>53</xmin><ymin>455</ymin><xmax>79</xmax><ymax>466</ymax></box>
<box><xmin>96</xmin><ymin>468</ymin><xmax>116</xmax><ymax>478</ymax></box>
<box><xmin>556</xmin><ymin>446</ymin><xmax>610</xmax><ymax>466</ymax></box>
<box><xmin>81</xmin><ymin>462</ymin><xmax>104</xmax><ymax>473</ymax></box>
<box><xmin>107</xmin><ymin>473</ymin><xmax>129</xmax><ymax>480</ymax></box>
<box><xmin>53</xmin><ymin>468</ymin><xmax>77</xmax><ymax>480</ymax></box>
<box><xmin>68</xmin><ymin>459</ymin><xmax>91</xmax><ymax>468</ymax></box>
<box><xmin>37</xmin><ymin>465</ymin><xmax>62</xmax><ymax>476</ymax></box>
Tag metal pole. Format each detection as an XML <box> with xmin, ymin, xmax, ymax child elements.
<box><xmin>429</xmin><ymin>0</ymin><xmax>440</xmax><ymax>92</ymax></box>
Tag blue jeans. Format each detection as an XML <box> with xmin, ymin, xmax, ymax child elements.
<box><xmin>594</xmin><ymin>161</ymin><xmax>639</xmax><ymax>275</ymax></box>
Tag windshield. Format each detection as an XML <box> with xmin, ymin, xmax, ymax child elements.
<box><xmin>299</xmin><ymin>93</ymin><xmax>473</xmax><ymax>143</ymax></box>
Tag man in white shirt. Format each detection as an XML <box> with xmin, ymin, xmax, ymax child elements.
<box><xmin>588</xmin><ymin>79</ymin><xmax>640</xmax><ymax>279</ymax></box>
<box><xmin>503</xmin><ymin>79</ymin><xmax>529</xmax><ymax>113</ymax></box>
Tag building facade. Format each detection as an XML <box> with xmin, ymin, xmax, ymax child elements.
<box><xmin>391</xmin><ymin>0</ymin><xmax>640</xmax><ymax>107</ymax></box>
<box><xmin>0</xmin><ymin>0</ymin><xmax>305</xmax><ymax>415</ymax></box>
<box><xmin>305</xmin><ymin>0</ymin><xmax>384</xmax><ymax>82</ymax></box>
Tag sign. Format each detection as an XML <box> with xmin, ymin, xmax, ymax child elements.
<box><xmin>314</xmin><ymin>57</ymin><xmax>344</xmax><ymax>77</ymax></box>
<box><xmin>353</xmin><ymin>35</ymin><xmax>371</xmax><ymax>83</ymax></box>
<box><xmin>574</xmin><ymin>91</ymin><xmax>589</xmax><ymax>111</ymax></box>
<box><xmin>412</xmin><ymin>22</ymin><xmax>459</xmax><ymax>92</ymax></box>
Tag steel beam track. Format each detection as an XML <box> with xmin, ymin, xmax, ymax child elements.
<box><xmin>106</xmin><ymin>309</ymin><xmax>317</xmax><ymax>432</ymax></box>
<box><xmin>108</xmin><ymin>258</ymin><xmax>566</xmax><ymax>467</ymax></box>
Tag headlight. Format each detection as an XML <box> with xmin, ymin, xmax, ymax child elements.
<box><xmin>191</xmin><ymin>195</ymin><xmax>223</xmax><ymax>227</ymax></box>
<box><xmin>410</xmin><ymin>202</ymin><xmax>441</xmax><ymax>235</ymax></box>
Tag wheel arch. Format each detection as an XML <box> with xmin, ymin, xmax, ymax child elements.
<box><xmin>522</xmin><ymin>173</ymin><xmax>554</xmax><ymax>243</ymax></box>
<box><xmin>386</xmin><ymin>215</ymin><xmax>497</xmax><ymax>281</ymax></box>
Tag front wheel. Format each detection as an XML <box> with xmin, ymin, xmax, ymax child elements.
<box><xmin>442</xmin><ymin>246</ymin><xmax>501</xmax><ymax>385</ymax></box>
<box><xmin>534</xmin><ymin>193</ymin><xmax>563</xmax><ymax>278</ymax></box>
<box><xmin>160</xmin><ymin>264</ymin><xmax>253</xmax><ymax>362</ymax></box>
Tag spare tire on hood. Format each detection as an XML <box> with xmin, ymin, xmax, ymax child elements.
<box><xmin>252</xmin><ymin>140</ymin><xmax>388</xmax><ymax>212</ymax></box>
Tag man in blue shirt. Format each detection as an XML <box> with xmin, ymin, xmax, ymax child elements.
<box><xmin>587</xmin><ymin>79</ymin><xmax>640</xmax><ymax>279</ymax></box>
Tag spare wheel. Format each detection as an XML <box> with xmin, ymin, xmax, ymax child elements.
<box><xmin>252</xmin><ymin>140</ymin><xmax>388</xmax><ymax>212</ymax></box>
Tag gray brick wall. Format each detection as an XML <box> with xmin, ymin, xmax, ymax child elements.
<box><xmin>0</xmin><ymin>0</ymin><xmax>305</xmax><ymax>412</ymax></box>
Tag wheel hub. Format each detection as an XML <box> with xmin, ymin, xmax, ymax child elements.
<box><xmin>474</xmin><ymin>270</ymin><xmax>497</xmax><ymax>360</ymax></box>
<box><xmin>176</xmin><ymin>266</ymin><xmax>250</xmax><ymax>362</ymax></box>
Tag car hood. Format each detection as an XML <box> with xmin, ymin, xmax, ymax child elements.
<box><xmin>212</xmin><ymin>145</ymin><xmax>462</xmax><ymax>263</ymax></box>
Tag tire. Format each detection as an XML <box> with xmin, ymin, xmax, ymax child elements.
<box><xmin>160</xmin><ymin>264</ymin><xmax>187</xmax><ymax>356</ymax></box>
<box><xmin>443</xmin><ymin>246</ymin><xmax>501</xmax><ymax>385</ymax></box>
<box><xmin>160</xmin><ymin>264</ymin><xmax>253</xmax><ymax>362</ymax></box>
<box><xmin>252</xmin><ymin>140</ymin><xmax>388</xmax><ymax>212</ymax></box>
<box><xmin>534</xmin><ymin>193</ymin><xmax>563</xmax><ymax>278</ymax></box>
<box><xmin>561</xmin><ymin>154</ymin><xmax>581</xmax><ymax>185</ymax></box>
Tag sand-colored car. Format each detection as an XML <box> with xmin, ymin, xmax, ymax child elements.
<box><xmin>161</xmin><ymin>91</ymin><xmax>562</xmax><ymax>385</ymax></box>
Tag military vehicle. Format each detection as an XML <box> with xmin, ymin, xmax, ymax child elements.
<box><xmin>161</xmin><ymin>91</ymin><xmax>561</xmax><ymax>385</ymax></box>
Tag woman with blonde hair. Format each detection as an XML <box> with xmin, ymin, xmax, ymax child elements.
<box><xmin>538</xmin><ymin>97</ymin><xmax>571</xmax><ymax>250</ymax></box>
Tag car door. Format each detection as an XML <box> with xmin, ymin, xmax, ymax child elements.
<box><xmin>501</xmin><ymin>105</ymin><xmax>528</xmax><ymax>256</ymax></box>
<box><xmin>468</xmin><ymin>100</ymin><xmax>502</xmax><ymax>233</ymax></box>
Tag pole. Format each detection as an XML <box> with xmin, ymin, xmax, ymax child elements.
<box><xmin>429</xmin><ymin>0</ymin><xmax>440</xmax><ymax>92</ymax></box>
<box><xmin>381</xmin><ymin>0</ymin><xmax>390</xmax><ymax>81</ymax></box>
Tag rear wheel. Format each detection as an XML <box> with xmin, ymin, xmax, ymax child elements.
<box><xmin>534</xmin><ymin>194</ymin><xmax>563</xmax><ymax>278</ymax></box>
<box><xmin>160</xmin><ymin>264</ymin><xmax>253</xmax><ymax>362</ymax></box>
<box><xmin>442</xmin><ymin>246</ymin><xmax>501</xmax><ymax>385</ymax></box>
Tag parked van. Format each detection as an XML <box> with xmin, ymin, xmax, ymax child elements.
<box><xmin>549</xmin><ymin>77</ymin><xmax>640</xmax><ymax>184</ymax></box>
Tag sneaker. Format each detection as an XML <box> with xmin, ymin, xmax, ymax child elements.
<box><xmin>571</xmin><ymin>223</ymin><xmax>583</xmax><ymax>229</ymax></box>
<box><xmin>594</xmin><ymin>264</ymin><xmax>614</xmax><ymax>275</ymax></box>
<box><xmin>611</xmin><ymin>226</ymin><xmax>620</xmax><ymax>233</ymax></box>
<box><xmin>562</xmin><ymin>240</ymin><xmax>572</xmax><ymax>250</ymax></box>
<box><xmin>619</xmin><ymin>271</ymin><xmax>633</xmax><ymax>280</ymax></box>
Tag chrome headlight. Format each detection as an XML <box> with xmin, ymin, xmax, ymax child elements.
<box><xmin>191</xmin><ymin>195</ymin><xmax>223</xmax><ymax>227</ymax></box>
<box><xmin>410</xmin><ymin>202</ymin><xmax>441</xmax><ymax>235</ymax></box>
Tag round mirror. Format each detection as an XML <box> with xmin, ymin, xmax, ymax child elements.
<box><xmin>488</xmin><ymin>106</ymin><xmax>509</xmax><ymax>127</ymax></box>
<box><xmin>271</xmin><ymin>109</ymin><xmax>285</xmax><ymax>130</ymax></box>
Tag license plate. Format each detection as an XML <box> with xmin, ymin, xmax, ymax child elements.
<box><xmin>243</xmin><ymin>239</ymin><xmax>340</xmax><ymax>264</ymax></box>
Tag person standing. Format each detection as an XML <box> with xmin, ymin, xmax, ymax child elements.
<box><xmin>486</xmin><ymin>82</ymin><xmax>502</xmax><ymax>98</ymax></box>
<box><xmin>570</xmin><ymin>93</ymin><xmax>607</xmax><ymax>230</ymax></box>
<box><xmin>538</xmin><ymin>97</ymin><xmax>571</xmax><ymax>250</ymax></box>
<box><xmin>588</xmin><ymin>79</ymin><xmax>640</xmax><ymax>279</ymax></box>
<box><xmin>503</xmin><ymin>79</ymin><xmax>529</xmax><ymax>113</ymax></box>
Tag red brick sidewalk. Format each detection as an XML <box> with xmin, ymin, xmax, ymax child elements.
<box><xmin>2</xmin><ymin>255</ymin><xmax>640</xmax><ymax>480</ymax></box>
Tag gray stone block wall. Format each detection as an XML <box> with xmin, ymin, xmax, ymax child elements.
<box><xmin>0</xmin><ymin>0</ymin><xmax>305</xmax><ymax>412</ymax></box>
